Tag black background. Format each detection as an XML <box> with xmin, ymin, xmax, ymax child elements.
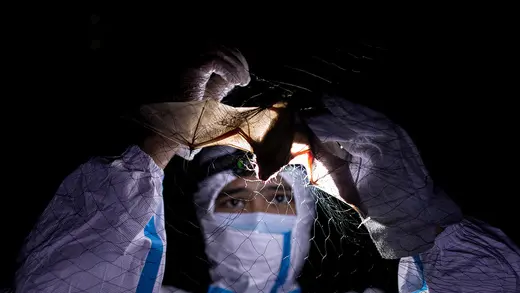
<box><xmin>1</xmin><ymin>7</ymin><xmax>517</xmax><ymax>291</ymax></box>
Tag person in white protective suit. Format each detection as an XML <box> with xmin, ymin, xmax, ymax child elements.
<box><xmin>159</xmin><ymin>146</ymin><xmax>385</xmax><ymax>293</ymax></box>
<box><xmin>172</xmin><ymin>146</ymin><xmax>316</xmax><ymax>293</ymax></box>
<box><xmin>303</xmin><ymin>96</ymin><xmax>520</xmax><ymax>292</ymax></box>
<box><xmin>15</xmin><ymin>45</ymin><xmax>520</xmax><ymax>293</ymax></box>
<box><xmin>15</xmin><ymin>46</ymin><xmax>253</xmax><ymax>293</ymax></box>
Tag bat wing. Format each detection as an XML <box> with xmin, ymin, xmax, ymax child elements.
<box><xmin>138</xmin><ymin>99</ymin><xmax>283</xmax><ymax>153</ymax></box>
<box><xmin>139</xmin><ymin>100</ymin><xmax>348</xmax><ymax>199</ymax></box>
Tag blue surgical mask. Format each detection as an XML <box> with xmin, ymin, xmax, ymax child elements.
<box><xmin>201</xmin><ymin>212</ymin><xmax>300</xmax><ymax>293</ymax></box>
<box><xmin>213</xmin><ymin>212</ymin><xmax>296</xmax><ymax>234</ymax></box>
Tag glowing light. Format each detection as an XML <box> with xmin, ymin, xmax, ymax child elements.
<box><xmin>288</xmin><ymin>144</ymin><xmax>341</xmax><ymax>200</ymax></box>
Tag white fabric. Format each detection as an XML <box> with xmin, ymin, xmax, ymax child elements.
<box><xmin>193</xmin><ymin>162</ymin><xmax>315</xmax><ymax>293</ymax></box>
<box><xmin>193</xmin><ymin>171</ymin><xmax>237</xmax><ymax>219</ymax></box>
<box><xmin>305</xmin><ymin>95</ymin><xmax>463</xmax><ymax>259</ymax></box>
<box><xmin>204</xmin><ymin>212</ymin><xmax>296</xmax><ymax>292</ymax></box>
<box><xmin>16</xmin><ymin>146</ymin><xmax>166</xmax><ymax>293</ymax></box>
<box><xmin>200</xmin><ymin>215</ymin><xmax>295</xmax><ymax>293</ymax></box>
<box><xmin>307</xmin><ymin>96</ymin><xmax>519</xmax><ymax>291</ymax></box>
<box><xmin>212</xmin><ymin>212</ymin><xmax>297</xmax><ymax>234</ymax></box>
<box><xmin>176</xmin><ymin>147</ymin><xmax>202</xmax><ymax>161</ymax></box>
<box><xmin>398</xmin><ymin>218</ymin><xmax>520</xmax><ymax>293</ymax></box>
<box><xmin>278</xmin><ymin>170</ymin><xmax>316</xmax><ymax>292</ymax></box>
<box><xmin>18</xmin><ymin>95</ymin><xmax>518</xmax><ymax>293</ymax></box>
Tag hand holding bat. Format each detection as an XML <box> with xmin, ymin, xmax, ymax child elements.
<box><xmin>140</xmin><ymin>46</ymin><xmax>251</xmax><ymax>168</ymax></box>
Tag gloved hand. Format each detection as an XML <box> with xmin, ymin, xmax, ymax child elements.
<box><xmin>141</xmin><ymin>46</ymin><xmax>251</xmax><ymax>167</ymax></box>
<box><xmin>176</xmin><ymin>45</ymin><xmax>251</xmax><ymax>102</ymax></box>
<box><xmin>173</xmin><ymin>45</ymin><xmax>252</xmax><ymax>160</ymax></box>
<box><xmin>288</xmin><ymin>126</ymin><xmax>363</xmax><ymax>216</ymax></box>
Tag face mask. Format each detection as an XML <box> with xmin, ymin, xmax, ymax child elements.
<box><xmin>212</xmin><ymin>212</ymin><xmax>296</xmax><ymax>234</ymax></box>
<box><xmin>194</xmin><ymin>165</ymin><xmax>314</xmax><ymax>293</ymax></box>
<box><xmin>200</xmin><ymin>212</ymin><xmax>300</xmax><ymax>293</ymax></box>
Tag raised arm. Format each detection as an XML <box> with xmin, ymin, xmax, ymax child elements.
<box><xmin>305</xmin><ymin>95</ymin><xmax>463</xmax><ymax>259</ymax></box>
<box><xmin>16</xmin><ymin>146</ymin><xmax>167</xmax><ymax>292</ymax></box>
<box><xmin>15</xmin><ymin>46</ymin><xmax>251</xmax><ymax>293</ymax></box>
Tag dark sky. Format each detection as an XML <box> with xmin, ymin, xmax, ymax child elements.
<box><xmin>1</xmin><ymin>9</ymin><xmax>516</xmax><ymax>289</ymax></box>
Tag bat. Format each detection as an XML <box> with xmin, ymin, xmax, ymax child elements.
<box><xmin>138</xmin><ymin>99</ymin><xmax>353</xmax><ymax>208</ymax></box>
<box><xmin>138</xmin><ymin>99</ymin><xmax>299</xmax><ymax>176</ymax></box>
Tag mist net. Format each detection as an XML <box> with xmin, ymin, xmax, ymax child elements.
<box><xmin>153</xmin><ymin>40</ymin><xmax>519</xmax><ymax>293</ymax></box>
<box><xmin>143</xmin><ymin>40</ymin><xmax>401</xmax><ymax>292</ymax></box>
<box><xmin>14</xmin><ymin>26</ymin><xmax>520</xmax><ymax>293</ymax></box>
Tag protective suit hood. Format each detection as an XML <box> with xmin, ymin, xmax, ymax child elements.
<box><xmin>192</xmin><ymin>146</ymin><xmax>316</xmax><ymax>293</ymax></box>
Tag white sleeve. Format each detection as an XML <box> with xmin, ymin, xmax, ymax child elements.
<box><xmin>305</xmin><ymin>95</ymin><xmax>463</xmax><ymax>259</ymax></box>
<box><xmin>398</xmin><ymin>218</ymin><xmax>520</xmax><ymax>293</ymax></box>
<box><xmin>16</xmin><ymin>146</ymin><xmax>167</xmax><ymax>293</ymax></box>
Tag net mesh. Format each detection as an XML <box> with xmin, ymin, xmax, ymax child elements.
<box><xmin>7</xmin><ymin>12</ymin><xmax>519</xmax><ymax>293</ymax></box>
<box><xmin>161</xmin><ymin>156</ymin><xmax>397</xmax><ymax>293</ymax></box>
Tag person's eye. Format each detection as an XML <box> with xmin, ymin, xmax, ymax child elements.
<box><xmin>273</xmin><ymin>194</ymin><xmax>290</xmax><ymax>204</ymax></box>
<box><xmin>223</xmin><ymin>198</ymin><xmax>245</xmax><ymax>210</ymax></box>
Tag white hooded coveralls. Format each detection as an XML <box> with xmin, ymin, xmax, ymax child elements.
<box><xmin>16</xmin><ymin>96</ymin><xmax>520</xmax><ymax>292</ymax></box>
